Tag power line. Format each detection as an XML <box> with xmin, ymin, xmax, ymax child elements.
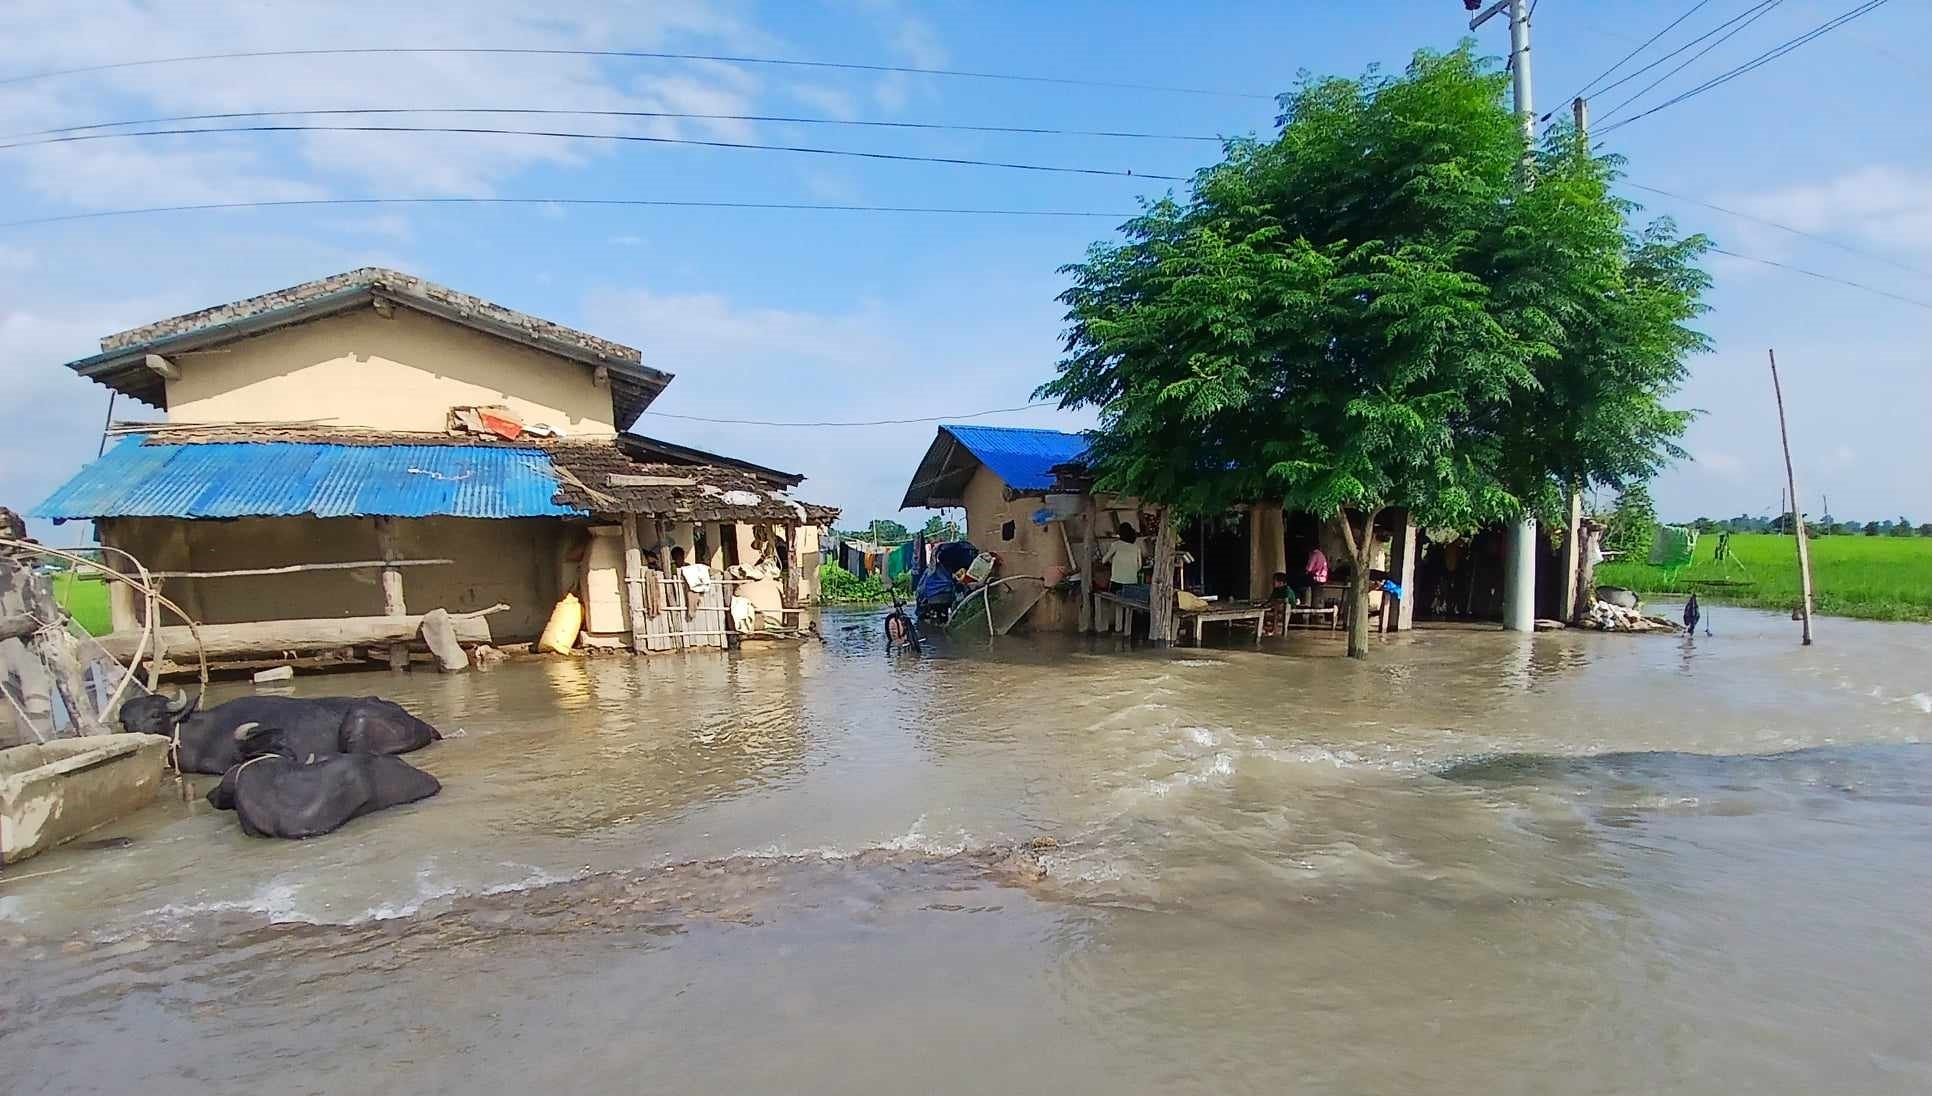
<box><xmin>1541</xmin><ymin>0</ymin><xmax>1717</xmax><ymax>122</ymax></box>
<box><xmin>1594</xmin><ymin>0</ymin><xmax>1788</xmax><ymax>126</ymax></box>
<box><xmin>1600</xmin><ymin>0</ymin><xmax>1893</xmax><ymax>132</ymax></box>
<box><xmin>0</xmin><ymin>123</ymin><xmax>1191</xmax><ymax>182</ymax></box>
<box><xmin>1708</xmin><ymin>246</ymin><xmax>1931</xmax><ymax>308</ymax></box>
<box><xmin>1539</xmin><ymin>0</ymin><xmax>1781</xmax><ymax>135</ymax></box>
<box><xmin>1626</xmin><ymin>181</ymin><xmax>1925</xmax><ymax>274</ymax></box>
<box><xmin>0</xmin><ymin>197</ymin><xmax>1132</xmax><ymax>231</ymax></box>
<box><xmin>0</xmin><ymin>46</ymin><xmax>1273</xmax><ymax>100</ymax></box>
<box><xmin>1</xmin><ymin>107</ymin><xmax>1228</xmax><ymax>145</ymax></box>
<box><xmin>638</xmin><ymin>402</ymin><xmax>1058</xmax><ymax>427</ymax></box>
<box><xmin>5</xmin><ymin>195</ymin><xmax>1921</xmax><ymax>309</ymax></box>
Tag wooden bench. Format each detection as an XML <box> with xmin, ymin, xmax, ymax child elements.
<box><xmin>1281</xmin><ymin>603</ymin><xmax>1339</xmax><ymax>631</ymax></box>
<box><xmin>1179</xmin><ymin>604</ymin><xmax>1267</xmax><ymax>645</ymax></box>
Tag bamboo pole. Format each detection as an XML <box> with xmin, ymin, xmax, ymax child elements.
<box><xmin>146</xmin><ymin>558</ymin><xmax>453</xmax><ymax>579</ymax></box>
<box><xmin>1768</xmin><ymin>348</ymin><xmax>1814</xmax><ymax>645</ymax></box>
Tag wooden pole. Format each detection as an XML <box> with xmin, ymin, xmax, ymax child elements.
<box><xmin>621</xmin><ymin>516</ymin><xmax>649</xmax><ymax>653</ymax></box>
<box><xmin>1077</xmin><ymin>497</ymin><xmax>1097</xmax><ymax>633</ymax></box>
<box><xmin>1147</xmin><ymin>508</ymin><xmax>1177</xmax><ymax>646</ymax></box>
<box><xmin>374</xmin><ymin>516</ymin><xmax>409</xmax><ymax>669</ymax></box>
<box><xmin>1768</xmin><ymin>349</ymin><xmax>1814</xmax><ymax>645</ymax></box>
<box><xmin>782</xmin><ymin>522</ymin><xmax>800</xmax><ymax>608</ymax></box>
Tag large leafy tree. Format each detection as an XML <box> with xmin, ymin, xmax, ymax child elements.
<box><xmin>1038</xmin><ymin>45</ymin><xmax>1709</xmax><ymax>655</ymax></box>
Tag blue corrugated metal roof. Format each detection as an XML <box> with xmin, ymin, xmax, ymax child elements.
<box><xmin>33</xmin><ymin>435</ymin><xmax>584</xmax><ymax>521</ymax></box>
<box><xmin>941</xmin><ymin>424</ymin><xmax>1089</xmax><ymax>492</ymax></box>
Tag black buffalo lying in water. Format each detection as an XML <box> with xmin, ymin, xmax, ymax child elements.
<box><xmin>120</xmin><ymin>690</ymin><xmax>441</xmax><ymax>774</ymax></box>
<box><xmin>208</xmin><ymin>724</ymin><xmax>442</xmax><ymax>838</ymax></box>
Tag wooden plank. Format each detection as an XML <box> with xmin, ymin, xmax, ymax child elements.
<box><xmin>96</xmin><ymin>606</ymin><xmax>505</xmax><ymax>660</ymax></box>
<box><xmin>608</xmin><ymin>474</ymin><xmax>696</xmax><ymax>487</ymax></box>
<box><xmin>143</xmin><ymin>353</ymin><xmax>180</xmax><ymax>380</ymax></box>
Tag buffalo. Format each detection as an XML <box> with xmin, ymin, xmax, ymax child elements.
<box><xmin>119</xmin><ymin>689</ymin><xmax>441</xmax><ymax>775</ymax></box>
<box><xmin>209</xmin><ymin>723</ymin><xmax>442</xmax><ymax>838</ymax></box>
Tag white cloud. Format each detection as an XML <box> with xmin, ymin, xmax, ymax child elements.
<box><xmin>1693</xmin><ymin>450</ymin><xmax>1744</xmax><ymax>477</ymax></box>
<box><xmin>1721</xmin><ymin>165</ymin><xmax>1933</xmax><ymax>257</ymax></box>
<box><xmin>788</xmin><ymin>83</ymin><xmax>862</xmax><ymax>121</ymax></box>
<box><xmin>580</xmin><ymin>277</ymin><xmax>1077</xmax><ymax>522</ymax></box>
<box><xmin>0</xmin><ymin>0</ymin><xmax>772</xmax><ymax>203</ymax></box>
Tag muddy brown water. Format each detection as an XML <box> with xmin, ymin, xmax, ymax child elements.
<box><xmin>2</xmin><ymin>606</ymin><xmax>1928</xmax><ymax>1094</ymax></box>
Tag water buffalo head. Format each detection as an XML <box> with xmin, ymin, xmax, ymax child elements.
<box><xmin>118</xmin><ymin>687</ymin><xmax>201</xmax><ymax>734</ymax></box>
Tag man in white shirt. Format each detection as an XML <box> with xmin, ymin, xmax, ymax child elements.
<box><xmin>1100</xmin><ymin>522</ymin><xmax>1145</xmax><ymax>590</ymax></box>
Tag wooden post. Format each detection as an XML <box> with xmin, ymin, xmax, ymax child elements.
<box><xmin>1147</xmin><ymin>508</ymin><xmax>1177</xmax><ymax>646</ymax></box>
<box><xmin>1561</xmin><ymin>490</ymin><xmax>1582</xmax><ymax>625</ymax></box>
<box><xmin>1077</xmin><ymin>498</ymin><xmax>1097</xmax><ymax>633</ymax></box>
<box><xmin>374</xmin><ymin>516</ymin><xmax>409</xmax><ymax>670</ymax></box>
<box><xmin>621</xmin><ymin>516</ymin><xmax>649</xmax><ymax>653</ymax></box>
<box><xmin>1769</xmin><ymin>348</ymin><xmax>1814</xmax><ymax>645</ymax></box>
<box><xmin>1394</xmin><ymin>518</ymin><xmax>1419</xmax><ymax>631</ymax></box>
<box><xmin>782</xmin><ymin>522</ymin><xmax>800</xmax><ymax>608</ymax></box>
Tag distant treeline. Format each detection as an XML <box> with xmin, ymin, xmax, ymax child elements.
<box><xmin>1686</xmin><ymin>515</ymin><xmax>1932</xmax><ymax>537</ymax></box>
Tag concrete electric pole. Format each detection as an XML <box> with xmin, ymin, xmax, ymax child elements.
<box><xmin>1467</xmin><ymin>0</ymin><xmax>1539</xmax><ymax>632</ymax></box>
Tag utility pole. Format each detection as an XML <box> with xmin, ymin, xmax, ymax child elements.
<box><xmin>1768</xmin><ymin>349</ymin><xmax>1814</xmax><ymax>645</ymax></box>
<box><xmin>1469</xmin><ymin>0</ymin><xmax>1539</xmax><ymax>631</ymax></box>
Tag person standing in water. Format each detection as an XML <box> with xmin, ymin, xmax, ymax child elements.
<box><xmin>1100</xmin><ymin>522</ymin><xmax>1145</xmax><ymax>592</ymax></box>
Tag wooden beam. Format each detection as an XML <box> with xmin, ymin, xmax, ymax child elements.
<box><xmin>97</xmin><ymin>606</ymin><xmax>506</xmax><ymax>660</ymax></box>
<box><xmin>372</xmin><ymin>296</ymin><xmax>395</xmax><ymax>319</ymax></box>
<box><xmin>143</xmin><ymin>353</ymin><xmax>180</xmax><ymax>381</ymax></box>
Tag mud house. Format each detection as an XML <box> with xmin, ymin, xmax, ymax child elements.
<box><xmin>33</xmin><ymin>268</ymin><xmax>836</xmax><ymax>674</ymax></box>
<box><xmin>903</xmin><ymin>424</ymin><xmax>1593</xmax><ymax>639</ymax></box>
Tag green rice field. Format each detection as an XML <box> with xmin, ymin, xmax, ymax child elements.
<box><xmin>51</xmin><ymin>571</ymin><xmax>112</xmax><ymax>636</ymax></box>
<box><xmin>1595</xmin><ymin>532</ymin><xmax>1932</xmax><ymax>623</ymax></box>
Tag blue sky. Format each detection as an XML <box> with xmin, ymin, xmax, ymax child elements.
<box><xmin>1</xmin><ymin>0</ymin><xmax>1928</xmax><ymax>541</ymax></box>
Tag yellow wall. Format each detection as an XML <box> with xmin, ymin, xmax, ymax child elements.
<box><xmin>163</xmin><ymin>308</ymin><xmax>617</xmax><ymax>435</ymax></box>
<box><xmin>103</xmin><ymin>516</ymin><xmax>570</xmax><ymax>638</ymax></box>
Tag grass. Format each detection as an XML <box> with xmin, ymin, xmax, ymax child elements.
<box><xmin>1595</xmin><ymin>532</ymin><xmax>1931</xmax><ymax>623</ymax></box>
<box><xmin>50</xmin><ymin>571</ymin><xmax>112</xmax><ymax>636</ymax></box>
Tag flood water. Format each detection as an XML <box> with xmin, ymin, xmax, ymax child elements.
<box><xmin>2</xmin><ymin>606</ymin><xmax>1929</xmax><ymax>1094</ymax></box>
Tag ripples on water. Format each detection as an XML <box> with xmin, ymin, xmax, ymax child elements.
<box><xmin>1</xmin><ymin>606</ymin><xmax>1928</xmax><ymax>1094</ymax></box>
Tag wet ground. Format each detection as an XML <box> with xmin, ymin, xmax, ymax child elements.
<box><xmin>2</xmin><ymin>605</ymin><xmax>1928</xmax><ymax>1094</ymax></box>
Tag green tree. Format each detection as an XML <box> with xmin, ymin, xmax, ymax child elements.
<box><xmin>1892</xmin><ymin>516</ymin><xmax>1913</xmax><ymax>537</ymax></box>
<box><xmin>1603</xmin><ymin>484</ymin><xmax>1658</xmax><ymax>559</ymax></box>
<box><xmin>921</xmin><ymin>514</ymin><xmax>963</xmax><ymax>541</ymax></box>
<box><xmin>1037</xmin><ymin>45</ymin><xmax>1708</xmax><ymax>656</ymax></box>
<box><xmin>1863</xmin><ymin>521</ymin><xmax>1882</xmax><ymax>536</ymax></box>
